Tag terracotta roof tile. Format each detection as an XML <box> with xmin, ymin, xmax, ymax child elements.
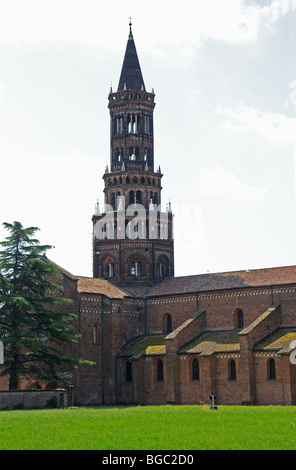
<box><xmin>76</xmin><ymin>277</ymin><xmax>129</xmax><ymax>299</ymax></box>
<box><xmin>254</xmin><ymin>327</ymin><xmax>296</xmax><ymax>354</ymax></box>
<box><xmin>147</xmin><ymin>265</ymin><xmax>296</xmax><ymax>297</ymax></box>
<box><xmin>179</xmin><ymin>330</ymin><xmax>241</xmax><ymax>356</ymax></box>
<box><xmin>119</xmin><ymin>335</ymin><xmax>166</xmax><ymax>359</ymax></box>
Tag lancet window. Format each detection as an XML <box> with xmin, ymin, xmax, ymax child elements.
<box><xmin>128</xmin><ymin>114</ymin><xmax>138</xmax><ymax>134</ymax></box>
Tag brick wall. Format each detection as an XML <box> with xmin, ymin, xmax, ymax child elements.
<box><xmin>144</xmin><ymin>356</ymin><xmax>166</xmax><ymax>405</ymax></box>
<box><xmin>255</xmin><ymin>355</ymin><xmax>285</xmax><ymax>405</ymax></box>
<box><xmin>0</xmin><ymin>390</ymin><xmax>67</xmax><ymax>409</ymax></box>
<box><xmin>179</xmin><ymin>355</ymin><xmax>204</xmax><ymax>404</ymax></box>
<box><xmin>146</xmin><ymin>295</ymin><xmax>197</xmax><ymax>335</ymax></box>
<box><xmin>273</xmin><ymin>285</ymin><xmax>296</xmax><ymax>327</ymax></box>
<box><xmin>165</xmin><ymin>310</ymin><xmax>206</xmax><ymax>403</ymax></box>
<box><xmin>215</xmin><ymin>356</ymin><xmax>242</xmax><ymax>405</ymax></box>
<box><xmin>198</xmin><ymin>287</ymin><xmax>272</xmax><ymax>331</ymax></box>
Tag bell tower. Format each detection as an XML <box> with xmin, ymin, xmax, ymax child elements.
<box><xmin>92</xmin><ymin>22</ymin><xmax>174</xmax><ymax>288</ymax></box>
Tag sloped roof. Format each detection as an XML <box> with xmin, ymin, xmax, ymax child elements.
<box><xmin>119</xmin><ymin>335</ymin><xmax>166</xmax><ymax>359</ymax></box>
<box><xmin>76</xmin><ymin>276</ymin><xmax>129</xmax><ymax>299</ymax></box>
<box><xmin>117</xmin><ymin>29</ymin><xmax>146</xmax><ymax>92</ymax></box>
<box><xmin>179</xmin><ymin>330</ymin><xmax>241</xmax><ymax>356</ymax></box>
<box><xmin>48</xmin><ymin>260</ymin><xmax>130</xmax><ymax>299</ymax></box>
<box><xmin>45</xmin><ymin>258</ymin><xmax>77</xmax><ymax>281</ymax></box>
<box><xmin>254</xmin><ymin>327</ymin><xmax>296</xmax><ymax>355</ymax></box>
<box><xmin>122</xmin><ymin>285</ymin><xmax>153</xmax><ymax>298</ymax></box>
<box><xmin>147</xmin><ymin>265</ymin><xmax>296</xmax><ymax>297</ymax></box>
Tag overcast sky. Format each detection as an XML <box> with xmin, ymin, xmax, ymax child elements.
<box><xmin>1</xmin><ymin>0</ymin><xmax>296</xmax><ymax>278</ymax></box>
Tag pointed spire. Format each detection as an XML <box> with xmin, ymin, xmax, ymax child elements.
<box><xmin>117</xmin><ymin>20</ymin><xmax>146</xmax><ymax>92</ymax></box>
<box><xmin>94</xmin><ymin>199</ymin><xmax>101</xmax><ymax>216</ymax></box>
<box><xmin>117</xmin><ymin>196</ymin><xmax>124</xmax><ymax>211</ymax></box>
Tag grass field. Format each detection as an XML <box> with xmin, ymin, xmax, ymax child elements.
<box><xmin>0</xmin><ymin>405</ymin><xmax>296</xmax><ymax>450</ymax></box>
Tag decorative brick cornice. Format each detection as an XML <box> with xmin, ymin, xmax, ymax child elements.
<box><xmin>272</xmin><ymin>287</ymin><xmax>296</xmax><ymax>294</ymax></box>
<box><xmin>81</xmin><ymin>296</ymin><xmax>101</xmax><ymax>303</ymax></box>
<box><xmin>147</xmin><ymin>295</ymin><xmax>195</xmax><ymax>305</ymax></box>
<box><xmin>216</xmin><ymin>353</ymin><xmax>240</xmax><ymax>358</ymax></box>
<box><xmin>199</xmin><ymin>289</ymin><xmax>270</xmax><ymax>301</ymax></box>
<box><xmin>80</xmin><ymin>307</ymin><xmax>102</xmax><ymax>314</ymax></box>
<box><xmin>118</xmin><ymin>309</ymin><xmax>140</xmax><ymax>317</ymax></box>
<box><xmin>254</xmin><ymin>352</ymin><xmax>280</xmax><ymax>358</ymax></box>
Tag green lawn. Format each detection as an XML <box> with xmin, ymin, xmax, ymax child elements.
<box><xmin>0</xmin><ymin>405</ymin><xmax>296</xmax><ymax>450</ymax></box>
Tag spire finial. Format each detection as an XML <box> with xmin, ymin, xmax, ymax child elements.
<box><xmin>129</xmin><ymin>16</ymin><xmax>133</xmax><ymax>38</ymax></box>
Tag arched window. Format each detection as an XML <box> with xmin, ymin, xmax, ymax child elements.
<box><xmin>268</xmin><ymin>358</ymin><xmax>276</xmax><ymax>380</ymax></box>
<box><xmin>157</xmin><ymin>255</ymin><xmax>169</xmax><ymax>279</ymax></box>
<box><xmin>136</xmin><ymin>261</ymin><xmax>142</xmax><ymax>276</ymax></box>
<box><xmin>128</xmin><ymin>254</ymin><xmax>145</xmax><ymax>278</ymax></box>
<box><xmin>125</xmin><ymin>360</ymin><xmax>132</xmax><ymax>383</ymax></box>
<box><xmin>129</xmin><ymin>148</ymin><xmax>136</xmax><ymax>160</ymax></box>
<box><xmin>128</xmin><ymin>115</ymin><xmax>132</xmax><ymax>134</ymax></box>
<box><xmin>144</xmin><ymin>115</ymin><xmax>150</xmax><ymax>134</ymax></box>
<box><xmin>110</xmin><ymin>193</ymin><xmax>115</xmax><ymax>209</ymax></box>
<box><xmin>136</xmin><ymin>190</ymin><xmax>142</xmax><ymax>205</ymax></box>
<box><xmin>234</xmin><ymin>308</ymin><xmax>244</xmax><ymax>329</ymax></box>
<box><xmin>93</xmin><ymin>325</ymin><xmax>99</xmax><ymax>344</ymax></box>
<box><xmin>192</xmin><ymin>358</ymin><xmax>199</xmax><ymax>381</ymax></box>
<box><xmin>158</xmin><ymin>263</ymin><xmax>165</xmax><ymax>278</ymax></box>
<box><xmin>237</xmin><ymin>309</ymin><xmax>244</xmax><ymax>329</ymax></box>
<box><xmin>157</xmin><ymin>359</ymin><xmax>164</xmax><ymax>382</ymax></box>
<box><xmin>105</xmin><ymin>262</ymin><xmax>114</xmax><ymax>278</ymax></box>
<box><xmin>130</xmin><ymin>261</ymin><xmax>135</xmax><ymax>276</ymax></box>
<box><xmin>116</xmin><ymin>192</ymin><xmax>121</xmax><ymax>209</ymax></box>
<box><xmin>163</xmin><ymin>313</ymin><xmax>172</xmax><ymax>333</ymax></box>
<box><xmin>133</xmin><ymin>116</ymin><xmax>138</xmax><ymax>133</ymax></box>
<box><xmin>129</xmin><ymin>190</ymin><xmax>135</xmax><ymax>205</ymax></box>
<box><xmin>130</xmin><ymin>261</ymin><xmax>142</xmax><ymax>277</ymax></box>
<box><xmin>229</xmin><ymin>360</ymin><xmax>236</xmax><ymax>381</ymax></box>
<box><xmin>102</xmin><ymin>255</ymin><xmax>115</xmax><ymax>279</ymax></box>
<box><xmin>116</xmin><ymin>116</ymin><xmax>123</xmax><ymax>134</ymax></box>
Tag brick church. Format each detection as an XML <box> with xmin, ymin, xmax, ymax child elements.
<box><xmin>6</xmin><ymin>23</ymin><xmax>296</xmax><ymax>406</ymax></box>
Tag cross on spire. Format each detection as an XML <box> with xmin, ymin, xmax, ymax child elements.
<box><xmin>129</xmin><ymin>16</ymin><xmax>133</xmax><ymax>38</ymax></box>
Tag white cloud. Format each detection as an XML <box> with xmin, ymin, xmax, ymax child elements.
<box><xmin>216</xmin><ymin>104</ymin><xmax>296</xmax><ymax>144</ymax></box>
<box><xmin>0</xmin><ymin>0</ymin><xmax>295</xmax><ymax>48</ymax></box>
<box><xmin>192</xmin><ymin>164</ymin><xmax>267</xmax><ymax>202</ymax></box>
<box><xmin>239</xmin><ymin>0</ymin><xmax>296</xmax><ymax>37</ymax></box>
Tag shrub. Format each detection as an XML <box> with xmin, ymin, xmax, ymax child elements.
<box><xmin>45</xmin><ymin>396</ymin><xmax>58</xmax><ymax>409</ymax></box>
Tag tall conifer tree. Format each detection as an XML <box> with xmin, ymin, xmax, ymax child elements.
<box><xmin>0</xmin><ymin>221</ymin><xmax>91</xmax><ymax>390</ymax></box>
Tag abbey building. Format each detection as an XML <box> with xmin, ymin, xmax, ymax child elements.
<box><xmin>3</xmin><ymin>24</ymin><xmax>296</xmax><ymax>406</ymax></box>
